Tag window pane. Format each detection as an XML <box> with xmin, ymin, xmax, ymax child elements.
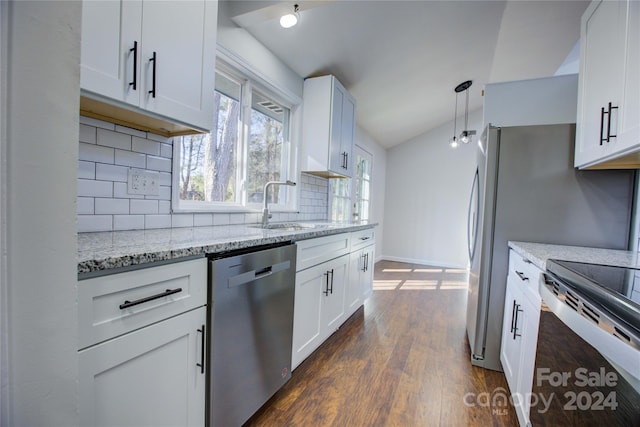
<box><xmin>247</xmin><ymin>91</ymin><xmax>289</xmax><ymax>204</ymax></box>
<box><xmin>179</xmin><ymin>73</ymin><xmax>240</xmax><ymax>203</ymax></box>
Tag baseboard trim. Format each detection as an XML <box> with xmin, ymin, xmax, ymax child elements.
<box><xmin>378</xmin><ymin>255</ymin><xmax>467</xmax><ymax>270</ymax></box>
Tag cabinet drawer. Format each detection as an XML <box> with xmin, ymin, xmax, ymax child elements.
<box><xmin>296</xmin><ymin>233</ymin><xmax>350</xmax><ymax>271</ymax></box>
<box><xmin>508</xmin><ymin>250</ymin><xmax>542</xmax><ymax>305</ymax></box>
<box><xmin>78</xmin><ymin>258</ymin><xmax>207</xmax><ymax>349</ymax></box>
<box><xmin>350</xmin><ymin>228</ymin><xmax>375</xmax><ymax>251</ymax></box>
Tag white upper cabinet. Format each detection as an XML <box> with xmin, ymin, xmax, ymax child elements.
<box><xmin>301</xmin><ymin>75</ymin><xmax>356</xmax><ymax>178</ymax></box>
<box><xmin>575</xmin><ymin>0</ymin><xmax>640</xmax><ymax>168</ymax></box>
<box><xmin>80</xmin><ymin>0</ymin><xmax>217</xmax><ymax>133</ymax></box>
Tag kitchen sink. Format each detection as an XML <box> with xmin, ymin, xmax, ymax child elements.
<box><xmin>251</xmin><ymin>223</ymin><xmax>316</xmax><ymax>231</ymax></box>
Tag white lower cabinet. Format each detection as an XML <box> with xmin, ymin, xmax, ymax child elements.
<box><xmin>292</xmin><ymin>229</ymin><xmax>376</xmax><ymax>369</ymax></box>
<box><xmin>79</xmin><ymin>307</ymin><xmax>206</xmax><ymax>427</ymax></box>
<box><xmin>292</xmin><ymin>253</ymin><xmax>349</xmax><ymax>369</ymax></box>
<box><xmin>500</xmin><ymin>251</ymin><xmax>542</xmax><ymax>427</ymax></box>
<box><xmin>346</xmin><ymin>244</ymin><xmax>375</xmax><ymax>317</ymax></box>
<box><xmin>78</xmin><ymin>259</ymin><xmax>207</xmax><ymax>427</ymax></box>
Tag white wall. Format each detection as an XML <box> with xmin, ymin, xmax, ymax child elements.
<box><xmin>355</xmin><ymin>126</ymin><xmax>387</xmax><ymax>260</ymax></box>
<box><xmin>382</xmin><ymin>109</ymin><xmax>481</xmax><ymax>268</ymax></box>
<box><xmin>3</xmin><ymin>2</ymin><xmax>80</xmax><ymax>425</ymax></box>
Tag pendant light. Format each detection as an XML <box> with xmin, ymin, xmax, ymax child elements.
<box><xmin>458</xmin><ymin>80</ymin><xmax>476</xmax><ymax>144</ymax></box>
<box><xmin>280</xmin><ymin>4</ymin><xmax>300</xmax><ymax>28</ymax></box>
<box><xmin>449</xmin><ymin>90</ymin><xmax>459</xmax><ymax>148</ymax></box>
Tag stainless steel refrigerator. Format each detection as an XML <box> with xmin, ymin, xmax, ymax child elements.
<box><xmin>466</xmin><ymin>124</ymin><xmax>635</xmax><ymax>371</ymax></box>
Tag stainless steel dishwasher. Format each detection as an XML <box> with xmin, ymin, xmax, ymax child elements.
<box><xmin>208</xmin><ymin>242</ymin><xmax>297</xmax><ymax>427</ymax></box>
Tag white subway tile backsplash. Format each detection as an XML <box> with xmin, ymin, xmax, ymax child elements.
<box><xmin>95</xmin><ymin>198</ymin><xmax>130</xmax><ymax>215</ymax></box>
<box><xmin>78</xmin><ymin>179</ymin><xmax>113</xmax><ymax>198</ymax></box>
<box><xmin>113</xmin><ymin>215</ymin><xmax>145</xmax><ymax>231</ymax></box>
<box><xmin>171</xmin><ymin>214</ymin><xmax>194</xmax><ymax>228</ymax></box>
<box><xmin>115</xmin><ymin>125</ymin><xmax>146</xmax><ymax>138</ymax></box>
<box><xmin>96</xmin><ymin>163</ymin><xmax>128</xmax><ymax>182</ymax></box>
<box><xmin>79</xmin><ymin>142</ymin><xmax>115</xmax><ymax>164</ymax></box>
<box><xmin>115</xmin><ymin>149</ymin><xmax>146</xmax><ymax>168</ymax></box>
<box><xmin>78</xmin><ymin>215</ymin><xmax>112</xmax><ymax>232</ymax></box>
<box><xmin>229</xmin><ymin>213</ymin><xmax>245</xmax><ymax>225</ymax></box>
<box><xmin>193</xmin><ymin>213</ymin><xmax>213</xmax><ymax>226</ymax></box>
<box><xmin>78</xmin><ymin>161</ymin><xmax>96</xmax><ymax>179</ymax></box>
<box><xmin>213</xmin><ymin>213</ymin><xmax>230</xmax><ymax>226</ymax></box>
<box><xmin>160</xmin><ymin>143</ymin><xmax>173</xmax><ymax>158</ymax></box>
<box><xmin>77</xmin><ymin>197</ymin><xmax>94</xmax><ymax>214</ymax></box>
<box><xmin>158</xmin><ymin>200</ymin><xmax>171</xmax><ymax>214</ymax></box>
<box><xmin>146</xmin><ymin>155</ymin><xmax>171</xmax><ymax>172</ymax></box>
<box><xmin>130</xmin><ymin>199</ymin><xmax>159</xmax><ymax>214</ymax></box>
<box><xmin>144</xmin><ymin>186</ymin><xmax>171</xmax><ymax>200</ymax></box>
<box><xmin>80</xmin><ymin>116</ymin><xmax>115</xmax><ymax>130</ymax></box>
<box><xmin>132</xmin><ymin>136</ymin><xmax>161</xmax><ymax>156</ymax></box>
<box><xmin>159</xmin><ymin>172</ymin><xmax>171</xmax><ymax>186</ymax></box>
<box><xmin>97</xmin><ymin>128</ymin><xmax>132</xmax><ymax>150</ymax></box>
<box><xmin>78</xmin><ymin>122</ymin><xmax>329</xmax><ymax>232</ymax></box>
<box><xmin>145</xmin><ymin>215</ymin><xmax>171</xmax><ymax>229</ymax></box>
<box><xmin>79</xmin><ymin>124</ymin><xmax>97</xmax><ymax>144</ymax></box>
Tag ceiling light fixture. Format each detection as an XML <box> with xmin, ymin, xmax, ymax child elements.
<box><xmin>280</xmin><ymin>4</ymin><xmax>300</xmax><ymax>28</ymax></box>
<box><xmin>450</xmin><ymin>80</ymin><xmax>476</xmax><ymax>148</ymax></box>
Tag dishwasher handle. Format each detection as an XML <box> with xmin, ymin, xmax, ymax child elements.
<box><xmin>226</xmin><ymin>260</ymin><xmax>291</xmax><ymax>288</ymax></box>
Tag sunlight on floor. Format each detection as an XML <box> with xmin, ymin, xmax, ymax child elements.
<box><xmin>375</xmin><ymin>266</ymin><xmax>470</xmax><ymax>291</ymax></box>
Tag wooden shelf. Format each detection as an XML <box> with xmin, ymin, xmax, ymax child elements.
<box><xmin>80</xmin><ymin>96</ymin><xmax>205</xmax><ymax>137</ymax></box>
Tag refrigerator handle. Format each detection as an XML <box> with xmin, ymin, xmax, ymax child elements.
<box><xmin>467</xmin><ymin>169</ymin><xmax>480</xmax><ymax>262</ymax></box>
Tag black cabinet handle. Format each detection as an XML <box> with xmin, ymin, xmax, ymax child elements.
<box><xmin>129</xmin><ymin>41</ymin><xmax>138</xmax><ymax>90</ymax></box>
<box><xmin>329</xmin><ymin>269</ymin><xmax>334</xmax><ymax>294</ymax></box>
<box><xmin>600</xmin><ymin>106</ymin><xmax>606</xmax><ymax>145</ymax></box>
<box><xmin>510</xmin><ymin>299</ymin><xmax>517</xmax><ymax>333</ymax></box>
<box><xmin>513</xmin><ymin>304</ymin><xmax>523</xmax><ymax>340</ymax></box>
<box><xmin>323</xmin><ymin>271</ymin><xmax>330</xmax><ymax>296</ymax></box>
<box><xmin>119</xmin><ymin>287</ymin><xmax>182</xmax><ymax>310</ymax></box>
<box><xmin>515</xmin><ymin>271</ymin><xmax>528</xmax><ymax>281</ymax></box>
<box><xmin>344</xmin><ymin>152</ymin><xmax>349</xmax><ymax>170</ymax></box>
<box><xmin>606</xmin><ymin>102</ymin><xmax>618</xmax><ymax>142</ymax></box>
<box><xmin>361</xmin><ymin>253</ymin><xmax>367</xmax><ymax>272</ymax></box>
<box><xmin>149</xmin><ymin>51</ymin><xmax>157</xmax><ymax>98</ymax></box>
<box><xmin>600</xmin><ymin>102</ymin><xmax>619</xmax><ymax>144</ymax></box>
<box><xmin>197</xmin><ymin>325</ymin><xmax>205</xmax><ymax>374</ymax></box>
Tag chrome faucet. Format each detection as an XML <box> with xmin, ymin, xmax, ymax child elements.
<box><xmin>262</xmin><ymin>180</ymin><xmax>296</xmax><ymax>227</ymax></box>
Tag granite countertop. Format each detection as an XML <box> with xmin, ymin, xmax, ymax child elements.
<box><xmin>508</xmin><ymin>241</ymin><xmax>640</xmax><ymax>271</ymax></box>
<box><xmin>78</xmin><ymin>221</ymin><xmax>376</xmax><ymax>276</ymax></box>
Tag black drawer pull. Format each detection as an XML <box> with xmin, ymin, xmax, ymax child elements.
<box><xmin>119</xmin><ymin>287</ymin><xmax>182</xmax><ymax>310</ymax></box>
<box><xmin>515</xmin><ymin>271</ymin><xmax>529</xmax><ymax>281</ymax></box>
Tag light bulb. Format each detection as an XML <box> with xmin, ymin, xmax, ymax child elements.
<box><xmin>460</xmin><ymin>131</ymin><xmax>469</xmax><ymax>144</ymax></box>
<box><xmin>449</xmin><ymin>137</ymin><xmax>458</xmax><ymax>148</ymax></box>
<box><xmin>280</xmin><ymin>5</ymin><xmax>299</xmax><ymax>28</ymax></box>
<box><xmin>280</xmin><ymin>13</ymin><xmax>298</xmax><ymax>28</ymax></box>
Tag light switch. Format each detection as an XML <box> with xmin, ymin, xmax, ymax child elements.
<box><xmin>127</xmin><ymin>168</ymin><xmax>160</xmax><ymax>196</ymax></box>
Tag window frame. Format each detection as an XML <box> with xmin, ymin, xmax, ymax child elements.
<box><xmin>171</xmin><ymin>56</ymin><xmax>301</xmax><ymax>213</ymax></box>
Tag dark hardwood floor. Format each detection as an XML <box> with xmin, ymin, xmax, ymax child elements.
<box><xmin>245</xmin><ymin>260</ymin><xmax>518</xmax><ymax>426</ymax></box>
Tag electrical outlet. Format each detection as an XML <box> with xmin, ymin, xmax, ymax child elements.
<box><xmin>127</xmin><ymin>168</ymin><xmax>160</xmax><ymax>196</ymax></box>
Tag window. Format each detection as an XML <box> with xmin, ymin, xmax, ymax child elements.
<box><xmin>173</xmin><ymin>66</ymin><xmax>297</xmax><ymax>212</ymax></box>
<box><xmin>330</xmin><ymin>145</ymin><xmax>373</xmax><ymax>222</ymax></box>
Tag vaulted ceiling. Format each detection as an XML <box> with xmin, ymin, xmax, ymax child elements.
<box><xmin>225</xmin><ymin>0</ymin><xmax>590</xmax><ymax>148</ymax></box>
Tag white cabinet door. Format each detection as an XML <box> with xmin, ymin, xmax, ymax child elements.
<box><xmin>361</xmin><ymin>245</ymin><xmax>375</xmax><ymax>300</ymax></box>
<box><xmin>517</xmin><ymin>296</ymin><xmax>541</xmax><ymax>423</ymax></box>
<box><xmin>80</xmin><ymin>0</ymin><xmax>216</xmax><ymax>132</ymax></box>
<box><xmin>301</xmin><ymin>75</ymin><xmax>356</xmax><ymax>177</ymax></box>
<box><xmin>500</xmin><ymin>278</ymin><xmax>522</xmax><ymax>394</ymax></box>
<box><xmin>618</xmin><ymin>0</ymin><xmax>640</xmax><ymax>151</ymax></box>
<box><xmin>575</xmin><ymin>0</ymin><xmax>639</xmax><ymax>168</ymax></box>
<box><xmin>346</xmin><ymin>251</ymin><xmax>364</xmax><ymax>317</ymax></box>
<box><xmin>321</xmin><ymin>254</ymin><xmax>349</xmax><ymax>333</ymax></box>
<box><xmin>140</xmin><ymin>0</ymin><xmax>216</xmax><ymax>130</ymax></box>
<box><xmin>292</xmin><ymin>263</ymin><xmax>325</xmax><ymax>369</ymax></box>
<box><xmin>79</xmin><ymin>306</ymin><xmax>206</xmax><ymax>427</ymax></box>
<box><xmin>80</xmin><ymin>0</ymin><xmax>142</xmax><ymax>105</ymax></box>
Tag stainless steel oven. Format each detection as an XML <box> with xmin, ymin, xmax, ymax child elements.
<box><xmin>530</xmin><ymin>260</ymin><xmax>640</xmax><ymax>426</ymax></box>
